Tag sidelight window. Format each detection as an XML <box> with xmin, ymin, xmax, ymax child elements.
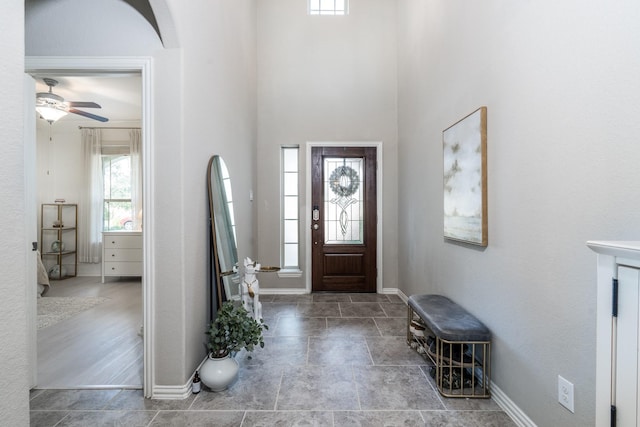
<box><xmin>281</xmin><ymin>146</ymin><xmax>300</xmax><ymax>270</ymax></box>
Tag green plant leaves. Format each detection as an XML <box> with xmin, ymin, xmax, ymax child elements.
<box><xmin>206</xmin><ymin>301</ymin><xmax>267</xmax><ymax>358</ymax></box>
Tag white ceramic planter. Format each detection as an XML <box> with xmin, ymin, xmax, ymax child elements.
<box><xmin>199</xmin><ymin>354</ymin><xmax>239</xmax><ymax>392</ymax></box>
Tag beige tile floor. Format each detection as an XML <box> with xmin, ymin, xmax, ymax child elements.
<box><xmin>30</xmin><ymin>293</ymin><xmax>516</xmax><ymax>426</ymax></box>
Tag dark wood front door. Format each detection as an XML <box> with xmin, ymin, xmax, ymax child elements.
<box><xmin>311</xmin><ymin>146</ymin><xmax>377</xmax><ymax>292</ymax></box>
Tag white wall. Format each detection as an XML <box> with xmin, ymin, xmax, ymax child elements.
<box><xmin>26</xmin><ymin>0</ymin><xmax>162</xmax><ymax>55</ymax></box>
<box><xmin>37</xmin><ymin>123</ymin><xmax>83</xmax><ymax>206</ymax></box>
<box><xmin>397</xmin><ymin>1</ymin><xmax>640</xmax><ymax>425</ymax></box>
<box><xmin>164</xmin><ymin>0</ymin><xmax>257</xmax><ymax>385</ymax></box>
<box><xmin>0</xmin><ymin>1</ymin><xmax>29</xmax><ymax>425</ymax></box>
<box><xmin>256</xmin><ymin>0</ymin><xmax>399</xmax><ymax>290</ymax></box>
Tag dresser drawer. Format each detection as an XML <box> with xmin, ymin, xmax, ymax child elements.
<box><xmin>102</xmin><ymin>232</ymin><xmax>143</xmax><ymax>282</ymax></box>
<box><xmin>104</xmin><ymin>248</ymin><xmax>142</xmax><ymax>262</ymax></box>
<box><xmin>103</xmin><ymin>235</ymin><xmax>142</xmax><ymax>249</ymax></box>
<box><xmin>103</xmin><ymin>261</ymin><xmax>143</xmax><ymax>276</ymax></box>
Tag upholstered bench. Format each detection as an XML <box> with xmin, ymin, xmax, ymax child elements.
<box><xmin>407</xmin><ymin>294</ymin><xmax>491</xmax><ymax>398</ymax></box>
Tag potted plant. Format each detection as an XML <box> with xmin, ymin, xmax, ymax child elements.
<box><xmin>199</xmin><ymin>301</ymin><xmax>268</xmax><ymax>391</ymax></box>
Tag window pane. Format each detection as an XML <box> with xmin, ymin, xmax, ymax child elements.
<box><xmin>284</xmin><ymin>220</ymin><xmax>298</xmax><ymax>243</ymax></box>
<box><xmin>323</xmin><ymin>157</ymin><xmax>364</xmax><ymax>244</ymax></box>
<box><xmin>283</xmin><ymin>172</ymin><xmax>298</xmax><ymax>196</ymax></box>
<box><xmin>320</xmin><ymin>0</ymin><xmax>333</xmax><ymax>10</ymax></box>
<box><xmin>104</xmin><ymin>200</ymin><xmax>133</xmax><ymax>231</ymax></box>
<box><xmin>284</xmin><ymin>196</ymin><xmax>298</xmax><ymax>220</ymax></box>
<box><xmin>309</xmin><ymin>0</ymin><xmax>347</xmax><ymax>15</ymax></box>
<box><xmin>284</xmin><ymin>243</ymin><xmax>298</xmax><ymax>267</ymax></box>
<box><xmin>109</xmin><ymin>156</ymin><xmax>132</xmax><ymax>199</ymax></box>
<box><xmin>103</xmin><ymin>154</ymin><xmax>133</xmax><ymax>231</ymax></box>
<box><xmin>283</xmin><ymin>148</ymin><xmax>298</xmax><ymax>172</ymax></box>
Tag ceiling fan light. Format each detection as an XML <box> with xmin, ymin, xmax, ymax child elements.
<box><xmin>36</xmin><ymin>105</ymin><xmax>68</xmax><ymax>123</ymax></box>
<box><xmin>36</xmin><ymin>92</ymin><xmax>64</xmax><ymax>103</ymax></box>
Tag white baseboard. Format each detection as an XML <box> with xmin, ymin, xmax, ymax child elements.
<box><xmin>261</xmin><ymin>287</ymin><xmax>404</xmax><ymax>296</ymax></box>
<box><xmin>491</xmin><ymin>382</ymin><xmax>537</xmax><ymax>427</ymax></box>
<box><xmin>151</xmin><ymin>383</ymin><xmax>192</xmax><ymax>400</ymax></box>
<box><xmin>395</xmin><ymin>288</ymin><xmax>409</xmax><ymax>303</ymax></box>
<box><xmin>260</xmin><ymin>288</ymin><xmax>308</xmax><ymax>295</ymax></box>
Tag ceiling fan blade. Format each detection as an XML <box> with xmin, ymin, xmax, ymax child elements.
<box><xmin>67</xmin><ymin>101</ymin><xmax>101</xmax><ymax>109</ymax></box>
<box><xmin>68</xmin><ymin>108</ymin><xmax>109</xmax><ymax>122</ymax></box>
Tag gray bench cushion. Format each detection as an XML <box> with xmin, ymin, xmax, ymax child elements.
<box><xmin>408</xmin><ymin>294</ymin><xmax>491</xmax><ymax>342</ymax></box>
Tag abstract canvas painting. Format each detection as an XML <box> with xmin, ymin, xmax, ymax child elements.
<box><xmin>443</xmin><ymin>106</ymin><xmax>487</xmax><ymax>246</ymax></box>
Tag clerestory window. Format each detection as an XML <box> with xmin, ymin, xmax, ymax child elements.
<box><xmin>308</xmin><ymin>0</ymin><xmax>348</xmax><ymax>15</ymax></box>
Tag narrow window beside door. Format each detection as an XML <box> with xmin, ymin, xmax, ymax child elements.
<box><xmin>281</xmin><ymin>146</ymin><xmax>300</xmax><ymax>272</ymax></box>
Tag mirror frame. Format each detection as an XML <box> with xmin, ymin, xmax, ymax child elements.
<box><xmin>207</xmin><ymin>155</ymin><xmax>239</xmax><ymax>318</ymax></box>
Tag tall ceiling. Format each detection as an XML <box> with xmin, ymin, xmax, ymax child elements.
<box><xmin>32</xmin><ymin>73</ymin><xmax>142</xmax><ymax>126</ymax></box>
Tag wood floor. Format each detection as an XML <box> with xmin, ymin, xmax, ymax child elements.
<box><xmin>36</xmin><ymin>276</ymin><xmax>143</xmax><ymax>389</ymax></box>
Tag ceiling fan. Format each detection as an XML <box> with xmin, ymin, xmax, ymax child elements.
<box><xmin>36</xmin><ymin>78</ymin><xmax>109</xmax><ymax>123</ymax></box>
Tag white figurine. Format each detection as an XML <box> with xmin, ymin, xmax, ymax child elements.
<box><xmin>241</xmin><ymin>257</ymin><xmax>262</xmax><ymax>321</ymax></box>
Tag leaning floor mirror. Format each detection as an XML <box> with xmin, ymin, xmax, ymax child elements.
<box><xmin>207</xmin><ymin>155</ymin><xmax>240</xmax><ymax>319</ymax></box>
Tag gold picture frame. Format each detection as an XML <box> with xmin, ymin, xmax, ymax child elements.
<box><xmin>443</xmin><ymin>106</ymin><xmax>487</xmax><ymax>246</ymax></box>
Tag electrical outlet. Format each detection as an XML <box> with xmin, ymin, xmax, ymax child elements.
<box><xmin>558</xmin><ymin>375</ymin><xmax>575</xmax><ymax>413</ymax></box>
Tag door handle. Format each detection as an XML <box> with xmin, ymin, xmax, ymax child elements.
<box><xmin>32</xmin><ymin>242</ymin><xmax>38</xmax><ymax>251</ymax></box>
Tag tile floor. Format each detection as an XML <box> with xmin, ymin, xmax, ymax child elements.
<box><xmin>30</xmin><ymin>293</ymin><xmax>516</xmax><ymax>426</ymax></box>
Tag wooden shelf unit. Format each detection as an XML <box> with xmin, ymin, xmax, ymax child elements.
<box><xmin>40</xmin><ymin>203</ymin><xmax>77</xmax><ymax>280</ymax></box>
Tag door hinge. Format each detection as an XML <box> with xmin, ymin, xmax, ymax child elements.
<box><xmin>611</xmin><ymin>404</ymin><xmax>616</xmax><ymax>427</ymax></box>
<box><xmin>612</xmin><ymin>278</ymin><xmax>618</xmax><ymax>317</ymax></box>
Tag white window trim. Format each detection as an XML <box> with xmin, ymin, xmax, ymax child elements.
<box><xmin>278</xmin><ymin>268</ymin><xmax>303</xmax><ymax>278</ymax></box>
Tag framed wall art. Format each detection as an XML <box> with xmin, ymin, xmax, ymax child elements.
<box><xmin>443</xmin><ymin>106</ymin><xmax>487</xmax><ymax>246</ymax></box>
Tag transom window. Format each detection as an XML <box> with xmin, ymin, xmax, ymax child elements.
<box><xmin>309</xmin><ymin>0</ymin><xmax>348</xmax><ymax>15</ymax></box>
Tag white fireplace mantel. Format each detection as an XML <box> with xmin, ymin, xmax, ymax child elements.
<box><xmin>588</xmin><ymin>241</ymin><xmax>640</xmax><ymax>260</ymax></box>
<box><xmin>588</xmin><ymin>240</ymin><xmax>640</xmax><ymax>426</ymax></box>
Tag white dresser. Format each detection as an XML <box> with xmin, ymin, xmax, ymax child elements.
<box><xmin>102</xmin><ymin>231</ymin><xmax>143</xmax><ymax>283</ymax></box>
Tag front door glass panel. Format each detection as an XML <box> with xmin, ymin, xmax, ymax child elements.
<box><xmin>323</xmin><ymin>157</ymin><xmax>364</xmax><ymax>244</ymax></box>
